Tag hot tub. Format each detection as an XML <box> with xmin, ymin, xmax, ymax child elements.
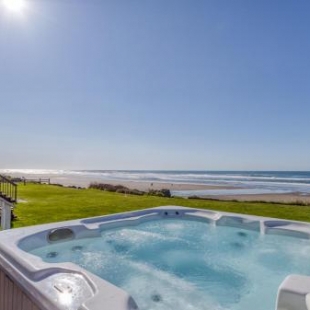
<box><xmin>1</xmin><ymin>206</ymin><xmax>310</xmax><ymax>310</ymax></box>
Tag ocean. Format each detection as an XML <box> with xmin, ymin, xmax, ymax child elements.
<box><xmin>2</xmin><ymin>169</ymin><xmax>310</xmax><ymax>196</ymax></box>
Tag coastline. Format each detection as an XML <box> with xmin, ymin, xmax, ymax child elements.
<box><xmin>5</xmin><ymin>171</ymin><xmax>310</xmax><ymax>204</ymax></box>
<box><xmin>5</xmin><ymin>171</ymin><xmax>234</xmax><ymax>190</ymax></box>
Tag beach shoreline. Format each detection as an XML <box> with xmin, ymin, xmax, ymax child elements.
<box><xmin>5</xmin><ymin>171</ymin><xmax>310</xmax><ymax>204</ymax></box>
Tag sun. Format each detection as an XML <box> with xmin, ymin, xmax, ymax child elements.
<box><xmin>2</xmin><ymin>0</ymin><xmax>26</xmax><ymax>12</ymax></box>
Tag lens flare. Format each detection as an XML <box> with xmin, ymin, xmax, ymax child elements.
<box><xmin>2</xmin><ymin>0</ymin><xmax>26</xmax><ymax>12</ymax></box>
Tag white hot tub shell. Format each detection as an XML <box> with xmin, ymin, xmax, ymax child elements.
<box><xmin>0</xmin><ymin>206</ymin><xmax>310</xmax><ymax>310</ymax></box>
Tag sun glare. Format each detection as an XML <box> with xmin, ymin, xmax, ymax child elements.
<box><xmin>2</xmin><ymin>0</ymin><xmax>26</xmax><ymax>12</ymax></box>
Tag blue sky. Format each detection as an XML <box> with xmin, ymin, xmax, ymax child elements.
<box><xmin>1</xmin><ymin>0</ymin><xmax>310</xmax><ymax>170</ymax></box>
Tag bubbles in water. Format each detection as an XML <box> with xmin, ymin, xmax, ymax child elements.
<box><xmin>71</xmin><ymin>245</ymin><xmax>83</xmax><ymax>252</ymax></box>
<box><xmin>30</xmin><ymin>219</ymin><xmax>310</xmax><ymax>310</ymax></box>
<box><xmin>46</xmin><ymin>251</ymin><xmax>58</xmax><ymax>258</ymax></box>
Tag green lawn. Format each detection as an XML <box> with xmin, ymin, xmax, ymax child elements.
<box><xmin>12</xmin><ymin>183</ymin><xmax>310</xmax><ymax>228</ymax></box>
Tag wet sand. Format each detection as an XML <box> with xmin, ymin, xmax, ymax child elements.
<box><xmin>199</xmin><ymin>193</ymin><xmax>310</xmax><ymax>204</ymax></box>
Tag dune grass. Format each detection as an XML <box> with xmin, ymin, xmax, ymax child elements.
<box><xmin>12</xmin><ymin>183</ymin><xmax>310</xmax><ymax>228</ymax></box>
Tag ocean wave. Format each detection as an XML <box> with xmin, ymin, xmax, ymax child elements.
<box><xmin>77</xmin><ymin>170</ymin><xmax>310</xmax><ymax>184</ymax></box>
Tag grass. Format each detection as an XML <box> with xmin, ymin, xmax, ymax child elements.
<box><xmin>12</xmin><ymin>183</ymin><xmax>310</xmax><ymax>228</ymax></box>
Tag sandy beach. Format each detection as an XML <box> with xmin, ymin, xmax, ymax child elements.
<box><xmin>5</xmin><ymin>171</ymin><xmax>310</xmax><ymax>205</ymax></box>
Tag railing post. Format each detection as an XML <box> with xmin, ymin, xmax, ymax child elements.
<box><xmin>0</xmin><ymin>175</ymin><xmax>18</xmax><ymax>203</ymax></box>
<box><xmin>0</xmin><ymin>199</ymin><xmax>12</xmax><ymax>230</ymax></box>
<box><xmin>14</xmin><ymin>184</ymin><xmax>17</xmax><ymax>202</ymax></box>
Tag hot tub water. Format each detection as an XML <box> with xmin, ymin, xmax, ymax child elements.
<box><xmin>29</xmin><ymin>219</ymin><xmax>310</xmax><ymax>310</ymax></box>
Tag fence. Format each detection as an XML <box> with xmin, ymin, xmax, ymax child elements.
<box><xmin>22</xmin><ymin>178</ymin><xmax>50</xmax><ymax>185</ymax></box>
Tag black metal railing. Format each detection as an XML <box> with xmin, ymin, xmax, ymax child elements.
<box><xmin>0</xmin><ymin>174</ymin><xmax>17</xmax><ymax>203</ymax></box>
